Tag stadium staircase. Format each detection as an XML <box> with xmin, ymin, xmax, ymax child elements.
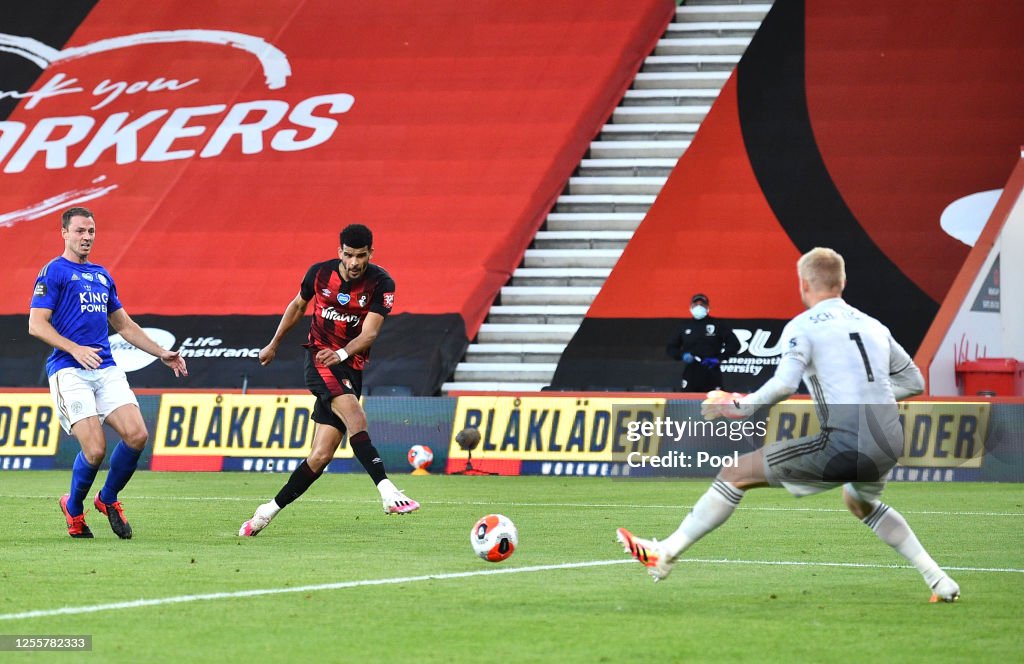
<box><xmin>442</xmin><ymin>0</ymin><xmax>773</xmax><ymax>393</ymax></box>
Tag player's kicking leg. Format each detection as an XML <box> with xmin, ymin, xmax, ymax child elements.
<box><xmin>617</xmin><ymin>449</ymin><xmax>766</xmax><ymax>581</ymax></box>
<box><xmin>844</xmin><ymin>484</ymin><xmax>960</xmax><ymax>602</ymax></box>
<box><xmin>329</xmin><ymin>394</ymin><xmax>419</xmax><ymax>515</ymax></box>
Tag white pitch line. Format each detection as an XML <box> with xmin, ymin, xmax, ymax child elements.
<box><xmin>0</xmin><ymin>560</ymin><xmax>628</xmax><ymax>621</ymax></box>
<box><xmin>1</xmin><ymin>557</ymin><xmax>1022</xmax><ymax>622</ymax></box>
<box><xmin>3</xmin><ymin>495</ymin><xmax>1022</xmax><ymax>517</ymax></box>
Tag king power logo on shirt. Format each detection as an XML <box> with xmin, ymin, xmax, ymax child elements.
<box><xmin>0</xmin><ymin>29</ymin><xmax>354</xmax><ymax>222</ymax></box>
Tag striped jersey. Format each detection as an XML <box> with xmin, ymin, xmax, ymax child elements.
<box><xmin>299</xmin><ymin>260</ymin><xmax>395</xmax><ymax>370</ymax></box>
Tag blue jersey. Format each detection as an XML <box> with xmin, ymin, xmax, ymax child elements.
<box><xmin>30</xmin><ymin>257</ymin><xmax>123</xmax><ymax>377</ymax></box>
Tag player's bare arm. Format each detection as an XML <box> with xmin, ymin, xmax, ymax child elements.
<box><xmin>108</xmin><ymin>308</ymin><xmax>188</xmax><ymax>377</ymax></box>
<box><xmin>315</xmin><ymin>311</ymin><xmax>384</xmax><ymax>366</ymax></box>
<box><xmin>259</xmin><ymin>292</ymin><xmax>310</xmax><ymax>366</ymax></box>
<box><xmin>28</xmin><ymin>307</ymin><xmax>102</xmax><ymax>370</ymax></box>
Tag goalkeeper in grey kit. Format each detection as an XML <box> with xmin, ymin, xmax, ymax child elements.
<box><xmin>619</xmin><ymin>247</ymin><xmax>960</xmax><ymax>603</ymax></box>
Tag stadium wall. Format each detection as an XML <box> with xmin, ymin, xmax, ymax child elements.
<box><xmin>2</xmin><ymin>391</ymin><xmax>1022</xmax><ymax>483</ymax></box>
<box><xmin>551</xmin><ymin>0</ymin><xmax>1024</xmax><ymax>393</ymax></box>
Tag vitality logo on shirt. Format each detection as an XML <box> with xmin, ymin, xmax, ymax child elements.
<box><xmin>321</xmin><ymin>307</ymin><xmax>358</xmax><ymax>324</ymax></box>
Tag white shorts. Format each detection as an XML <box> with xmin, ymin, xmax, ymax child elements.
<box><xmin>48</xmin><ymin>366</ymin><xmax>139</xmax><ymax>434</ymax></box>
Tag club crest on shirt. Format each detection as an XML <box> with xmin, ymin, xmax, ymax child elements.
<box><xmin>359</xmin><ymin>294</ymin><xmax>367</xmax><ymax>307</ymax></box>
<box><xmin>337</xmin><ymin>293</ymin><xmax>351</xmax><ymax>305</ymax></box>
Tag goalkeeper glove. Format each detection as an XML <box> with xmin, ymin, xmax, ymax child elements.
<box><xmin>700</xmin><ymin>357</ymin><xmax>720</xmax><ymax>369</ymax></box>
<box><xmin>681</xmin><ymin>352</ymin><xmax>694</xmax><ymax>363</ymax></box>
<box><xmin>700</xmin><ymin>389</ymin><xmax>747</xmax><ymax>420</ymax></box>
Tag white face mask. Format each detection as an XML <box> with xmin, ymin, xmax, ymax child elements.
<box><xmin>690</xmin><ymin>305</ymin><xmax>708</xmax><ymax>320</ymax></box>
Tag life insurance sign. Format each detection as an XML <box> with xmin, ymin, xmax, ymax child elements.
<box><xmin>0</xmin><ymin>29</ymin><xmax>353</xmax><ymax>217</ymax></box>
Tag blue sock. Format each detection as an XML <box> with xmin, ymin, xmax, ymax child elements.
<box><xmin>69</xmin><ymin>452</ymin><xmax>100</xmax><ymax>516</ymax></box>
<box><xmin>99</xmin><ymin>442</ymin><xmax>142</xmax><ymax>504</ymax></box>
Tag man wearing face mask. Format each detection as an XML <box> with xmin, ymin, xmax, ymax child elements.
<box><xmin>666</xmin><ymin>293</ymin><xmax>740</xmax><ymax>392</ymax></box>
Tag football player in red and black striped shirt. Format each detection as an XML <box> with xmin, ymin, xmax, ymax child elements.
<box><xmin>239</xmin><ymin>224</ymin><xmax>418</xmax><ymax>536</ymax></box>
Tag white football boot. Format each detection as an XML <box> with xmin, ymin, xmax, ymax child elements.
<box><xmin>239</xmin><ymin>501</ymin><xmax>278</xmax><ymax>536</ymax></box>
<box><xmin>929</xmin><ymin>575</ymin><xmax>961</xmax><ymax>603</ymax></box>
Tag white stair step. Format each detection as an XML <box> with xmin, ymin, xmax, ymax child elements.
<box><xmin>599</xmin><ymin>123</ymin><xmax>699</xmax><ymax>141</ymax></box>
<box><xmin>612</xmin><ymin>106</ymin><xmax>711</xmax><ymax>124</ymax></box>
<box><xmin>655</xmin><ymin>38</ymin><xmax>752</xmax><ymax>56</ymax></box>
<box><xmin>622</xmin><ymin>88</ymin><xmax>720</xmax><ymax>106</ymax></box>
<box><xmin>633</xmin><ymin>71</ymin><xmax>730</xmax><ymax>89</ymax></box>
<box><xmin>665</xmin><ymin>21</ymin><xmax>761</xmax><ymax>38</ymax></box>
<box><xmin>453</xmin><ymin>363</ymin><xmax>557</xmax><ymax>382</ymax></box>
<box><xmin>522</xmin><ymin>248</ymin><xmax>622</xmax><ymax>268</ymax></box>
<box><xmin>442</xmin><ymin>381</ymin><xmax>550</xmax><ymax>394</ymax></box>
<box><xmin>477</xmin><ymin>323</ymin><xmax>579</xmax><ymax>343</ymax></box>
<box><xmin>567</xmin><ymin>176</ymin><xmax>665</xmax><ymax>195</ymax></box>
<box><xmin>510</xmin><ymin>267</ymin><xmax>611</xmax><ymax>287</ymax></box>
<box><xmin>577</xmin><ymin>158</ymin><xmax>676</xmax><ymax>177</ymax></box>
<box><xmin>500</xmin><ymin>285</ymin><xmax>600</xmax><ymax>305</ymax></box>
<box><xmin>676</xmin><ymin>4</ymin><xmax>771</xmax><ymax>22</ymax></box>
<box><xmin>488</xmin><ymin>305</ymin><xmax>589</xmax><ymax>324</ymax></box>
<box><xmin>464</xmin><ymin>343</ymin><xmax>567</xmax><ymax>363</ymax></box>
<box><xmin>555</xmin><ymin>194</ymin><xmax>655</xmax><ymax>213</ymax></box>
<box><xmin>533</xmin><ymin>230</ymin><xmax>632</xmax><ymax>249</ymax></box>
<box><xmin>633</xmin><ymin>72</ymin><xmax>730</xmax><ymax>89</ymax></box>
<box><xmin>545</xmin><ymin>213</ymin><xmax>644</xmax><ymax>231</ymax></box>
<box><xmin>589</xmin><ymin>140</ymin><xmax>690</xmax><ymax>159</ymax></box>
<box><xmin>642</xmin><ymin>54</ymin><xmax>741</xmax><ymax>72</ymax></box>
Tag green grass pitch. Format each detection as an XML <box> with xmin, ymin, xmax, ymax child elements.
<box><xmin>1</xmin><ymin>472</ymin><xmax>1022</xmax><ymax>663</ymax></box>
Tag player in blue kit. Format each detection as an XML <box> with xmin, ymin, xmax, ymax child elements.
<box><xmin>29</xmin><ymin>207</ymin><xmax>188</xmax><ymax>539</ymax></box>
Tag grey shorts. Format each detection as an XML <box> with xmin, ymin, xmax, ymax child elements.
<box><xmin>762</xmin><ymin>427</ymin><xmax>900</xmax><ymax>500</ymax></box>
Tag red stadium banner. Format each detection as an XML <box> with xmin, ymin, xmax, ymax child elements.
<box><xmin>1</xmin><ymin>0</ymin><xmax>674</xmax><ymax>391</ymax></box>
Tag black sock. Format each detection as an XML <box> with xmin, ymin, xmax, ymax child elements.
<box><xmin>350</xmin><ymin>431</ymin><xmax>388</xmax><ymax>485</ymax></box>
<box><xmin>274</xmin><ymin>460</ymin><xmax>322</xmax><ymax>508</ymax></box>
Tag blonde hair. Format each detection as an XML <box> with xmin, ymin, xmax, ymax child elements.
<box><xmin>797</xmin><ymin>247</ymin><xmax>846</xmax><ymax>292</ymax></box>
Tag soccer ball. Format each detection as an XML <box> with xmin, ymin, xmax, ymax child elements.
<box><xmin>407</xmin><ymin>444</ymin><xmax>433</xmax><ymax>470</ymax></box>
<box><xmin>470</xmin><ymin>514</ymin><xmax>518</xmax><ymax>562</ymax></box>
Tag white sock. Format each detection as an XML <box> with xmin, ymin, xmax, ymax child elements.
<box><xmin>376</xmin><ymin>478</ymin><xmax>398</xmax><ymax>495</ymax></box>
<box><xmin>662</xmin><ymin>480</ymin><xmax>744</xmax><ymax>558</ymax></box>
<box><xmin>261</xmin><ymin>500</ymin><xmax>282</xmax><ymax>517</ymax></box>
<box><xmin>863</xmin><ymin>502</ymin><xmax>945</xmax><ymax>587</ymax></box>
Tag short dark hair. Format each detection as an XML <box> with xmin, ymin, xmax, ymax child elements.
<box><xmin>61</xmin><ymin>207</ymin><xmax>94</xmax><ymax>229</ymax></box>
<box><xmin>340</xmin><ymin>224</ymin><xmax>373</xmax><ymax>249</ymax></box>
